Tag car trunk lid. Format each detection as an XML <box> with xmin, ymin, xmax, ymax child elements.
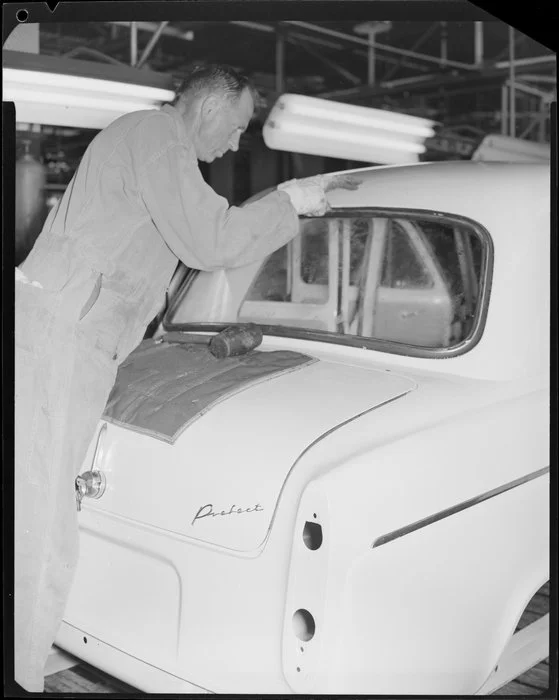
<box><xmin>87</xmin><ymin>337</ymin><xmax>416</xmax><ymax>552</ymax></box>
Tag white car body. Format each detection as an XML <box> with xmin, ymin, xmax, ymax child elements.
<box><xmin>56</xmin><ymin>161</ymin><xmax>550</xmax><ymax>695</ymax></box>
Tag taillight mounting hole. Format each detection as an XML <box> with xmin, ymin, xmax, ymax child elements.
<box><xmin>303</xmin><ymin>521</ymin><xmax>323</xmax><ymax>550</ymax></box>
<box><xmin>293</xmin><ymin>609</ymin><xmax>316</xmax><ymax>641</ymax></box>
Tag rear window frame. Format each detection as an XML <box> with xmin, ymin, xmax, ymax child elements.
<box><xmin>164</xmin><ymin>207</ymin><xmax>494</xmax><ymax>360</ymax></box>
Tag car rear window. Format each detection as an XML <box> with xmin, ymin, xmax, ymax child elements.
<box><xmin>167</xmin><ymin>209</ymin><xmax>492</xmax><ymax>358</ymax></box>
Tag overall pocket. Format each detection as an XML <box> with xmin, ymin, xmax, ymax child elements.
<box><xmin>76</xmin><ymin>276</ymin><xmax>128</xmax><ymax>362</ymax></box>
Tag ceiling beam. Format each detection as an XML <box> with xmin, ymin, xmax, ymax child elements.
<box><xmin>519</xmin><ymin>74</ymin><xmax>556</xmax><ymax>83</ymax></box>
<box><xmin>105</xmin><ymin>21</ymin><xmax>194</xmax><ymax>42</ymax></box>
<box><xmin>137</xmin><ymin>21</ymin><xmax>169</xmax><ymax>68</ymax></box>
<box><xmin>318</xmin><ymin>60</ymin><xmax>554</xmax><ymax>102</ymax></box>
<box><xmin>287</xmin><ymin>36</ymin><xmax>361</xmax><ymax>85</ymax></box>
<box><xmin>382</xmin><ymin>22</ymin><xmax>440</xmax><ymax>81</ymax></box>
<box><xmin>230</xmin><ymin>20</ymin><xmax>434</xmax><ymax>76</ymax></box>
<box><xmin>231</xmin><ymin>21</ymin><xmax>342</xmax><ymax>50</ymax></box>
<box><xmin>284</xmin><ymin>21</ymin><xmax>481</xmax><ymax>71</ymax></box>
<box><xmin>494</xmin><ymin>55</ymin><xmax>556</xmax><ymax>69</ymax></box>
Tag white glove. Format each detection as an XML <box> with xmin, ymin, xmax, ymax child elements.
<box><xmin>278</xmin><ymin>175</ymin><xmax>328</xmax><ymax>216</ymax></box>
<box><xmin>278</xmin><ymin>174</ymin><xmax>363</xmax><ymax>216</ymax></box>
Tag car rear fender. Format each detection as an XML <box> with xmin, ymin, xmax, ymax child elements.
<box><xmin>281</xmin><ymin>472</ymin><xmax>549</xmax><ymax>694</ymax></box>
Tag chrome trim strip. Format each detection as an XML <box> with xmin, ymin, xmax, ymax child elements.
<box><xmin>372</xmin><ymin>466</ymin><xmax>550</xmax><ymax>549</ymax></box>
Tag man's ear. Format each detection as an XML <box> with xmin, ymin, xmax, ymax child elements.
<box><xmin>200</xmin><ymin>94</ymin><xmax>220</xmax><ymax>120</ymax></box>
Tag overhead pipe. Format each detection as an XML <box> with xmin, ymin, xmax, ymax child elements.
<box><xmin>539</xmin><ymin>101</ymin><xmax>547</xmax><ymax>143</ymax></box>
<box><xmin>493</xmin><ymin>31</ymin><xmax>526</xmax><ymax>62</ymax></box>
<box><xmin>232</xmin><ymin>20</ymin><xmax>341</xmax><ymax>49</ymax></box>
<box><xmin>382</xmin><ymin>22</ymin><xmax>439</xmax><ymax>82</ymax></box>
<box><xmin>354</xmin><ymin>23</ymin><xmax>392</xmax><ymax>86</ymax></box>
<box><xmin>495</xmin><ymin>54</ymin><xmax>555</xmax><ymax>68</ymax></box>
<box><xmin>275</xmin><ymin>28</ymin><xmax>288</xmax><ymax>182</ymax></box>
<box><xmin>231</xmin><ymin>20</ymin><xmax>432</xmax><ymax>75</ymax></box>
<box><xmin>474</xmin><ymin>22</ymin><xmax>484</xmax><ymax>66</ymax></box>
<box><xmin>287</xmin><ymin>36</ymin><xmax>361</xmax><ymax>85</ymax></box>
<box><xmin>507</xmin><ymin>80</ymin><xmax>554</xmax><ymax>100</ymax></box>
<box><xmin>501</xmin><ymin>84</ymin><xmax>508</xmax><ymax>135</ymax></box>
<box><xmin>137</xmin><ymin>21</ymin><xmax>169</xmax><ymax>68</ymax></box>
<box><xmin>518</xmin><ymin>114</ymin><xmax>539</xmax><ymax>140</ymax></box>
<box><xmin>284</xmin><ymin>21</ymin><xmax>480</xmax><ymax>71</ymax></box>
<box><xmin>368</xmin><ymin>33</ymin><xmax>376</xmax><ymax>85</ymax></box>
<box><xmin>130</xmin><ymin>21</ymin><xmax>138</xmax><ymax>67</ymax></box>
<box><xmin>275</xmin><ymin>28</ymin><xmax>285</xmax><ymax>94</ymax></box>
<box><xmin>509</xmin><ymin>26</ymin><xmax>515</xmax><ymax>137</ymax></box>
<box><xmin>518</xmin><ymin>74</ymin><xmax>557</xmax><ymax>84</ymax></box>
<box><xmin>381</xmin><ymin>73</ymin><xmax>438</xmax><ymax>88</ymax></box>
<box><xmin>318</xmin><ymin>61</ymin><xmax>534</xmax><ymax>101</ymax></box>
<box><xmin>353</xmin><ymin>48</ymin><xmax>431</xmax><ymax>74</ymax></box>
<box><xmin>107</xmin><ymin>21</ymin><xmax>193</xmax><ymax>41</ymax></box>
<box><xmin>440</xmin><ymin>22</ymin><xmax>448</xmax><ymax>67</ymax></box>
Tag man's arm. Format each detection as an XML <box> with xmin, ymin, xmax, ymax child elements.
<box><xmin>138</xmin><ymin>141</ymin><xmax>299</xmax><ymax>271</ymax></box>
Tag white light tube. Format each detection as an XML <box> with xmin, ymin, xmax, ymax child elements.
<box><xmin>5</xmin><ymin>87</ymin><xmax>159</xmax><ymax>114</ymax></box>
<box><xmin>264</xmin><ymin>127</ymin><xmax>421</xmax><ymax>164</ymax></box>
<box><xmin>272</xmin><ymin>120</ymin><xmax>426</xmax><ymax>153</ymax></box>
<box><xmin>3</xmin><ymin>67</ymin><xmax>175</xmax><ymax>103</ymax></box>
<box><xmin>472</xmin><ymin>134</ymin><xmax>550</xmax><ymax>162</ymax></box>
<box><xmin>263</xmin><ymin>93</ymin><xmax>436</xmax><ymax>164</ymax></box>
<box><xmin>10</xmin><ymin>102</ymin><xmax>133</xmax><ymax>130</ymax></box>
<box><xmin>280</xmin><ymin>94</ymin><xmax>436</xmax><ymax>138</ymax></box>
<box><xmin>2</xmin><ymin>66</ymin><xmax>175</xmax><ymax>129</ymax></box>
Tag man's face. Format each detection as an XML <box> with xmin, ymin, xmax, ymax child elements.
<box><xmin>195</xmin><ymin>88</ymin><xmax>254</xmax><ymax>163</ymax></box>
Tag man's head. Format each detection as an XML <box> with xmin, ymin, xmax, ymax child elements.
<box><xmin>174</xmin><ymin>63</ymin><xmax>256</xmax><ymax>163</ymax></box>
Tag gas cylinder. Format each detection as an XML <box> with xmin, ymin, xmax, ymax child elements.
<box><xmin>15</xmin><ymin>139</ymin><xmax>47</xmax><ymax>265</ymax></box>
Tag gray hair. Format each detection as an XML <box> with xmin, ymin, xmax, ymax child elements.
<box><xmin>173</xmin><ymin>62</ymin><xmax>257</xmax><ymax>106</ymax></box>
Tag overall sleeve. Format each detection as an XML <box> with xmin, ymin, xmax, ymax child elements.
<box><xmin>138</xmin><ymin>140</ymin><xmax>299</xmax><ymax>272</ymax></box>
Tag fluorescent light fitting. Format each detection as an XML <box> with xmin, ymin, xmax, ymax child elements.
<box><xmin>271</xmin><ymin>120</ymin><xmax>426</xmax><ymax>154</ymax></box>
<box><xmin>5</xmin><ymin>87</ymin><xmax>159</xmax><ymax>114</ymax></box>
<box><xmin>264</xmin><ymin>128</ymin><xmax>422</xmax><ymax>164</ymax></box>
<box><xmin>263</xmin><ymin>93</ymin><xmax>435</xmax><ymax>164</ymax></box>
<box><xmin>281</xmin><ymin>99</ymin><xmax>435</xmax><ymax>138</ymax></box>
<box><xmin>472</xmin><ymin>134</ymin><xmax>550</xmax><ymax>162</ymax></box>
<box><xmin>3</xmin><ymin>67</ymin><xmax>175</xmax><ymax>103</ymax></box>
<box><xmin>274</xmin><ymin>93</ymin><xmax>437</xmax><ymax>137</ymax></box>
<box><xmin>3</xmin><ymin>65</ymin><xmax>175</xmax><ymax>128</ymax></box>
<box><xmin>11</xmin><ymin>102</ymin><xmax>133</xmax><ymax>130</ymax></box>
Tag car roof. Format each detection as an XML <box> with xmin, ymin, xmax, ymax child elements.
<box><xmin>323</xmin><ymin>160</ymin><xmax>550</xmax><ymax>380</ymax></box>
<box><xmin>325</xmin><ymin>160</ymin><xmax>550</xmax><ymax>226</ymax></box>
<box><xmin>180</xmin><ymin>161</ymin><xmax>549</xmax><ymax>381</ymax></box>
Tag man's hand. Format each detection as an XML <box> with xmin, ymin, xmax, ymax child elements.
<box><xmin>278</xmin><ymin>173</ymin><xmax>363</xmax><ymax>216</ymax></box>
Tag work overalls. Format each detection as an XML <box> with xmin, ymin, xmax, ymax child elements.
<box><xmin>15</xmin><ymin>242</ymin><xmax>177</xmax><ymax>691</ymax></box>
<box><xmin>14</xmin><ymin>103</ymin><xmax>298</xmax><ymax>691</ymax></box>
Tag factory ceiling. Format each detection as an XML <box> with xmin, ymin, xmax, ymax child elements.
<box><xmin>6</xmin><ymin>15</ymin><xmax>556</xmax><ymax>141</ymax></box>
<box><xmin>35</xmin><ymin>20</ymin><xmax>555</xmax><ymax>97</ymax></box>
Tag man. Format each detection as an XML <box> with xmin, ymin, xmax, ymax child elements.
<box><xmin>14</xmin><ymin>63</ymin><xmax>360</xmax><ymax>690</ymax></box>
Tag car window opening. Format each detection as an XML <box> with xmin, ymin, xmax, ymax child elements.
<box><xmin>166</xmin><ymin>209</ymin><xmax>490</xmax><ymax>358</ymax></box>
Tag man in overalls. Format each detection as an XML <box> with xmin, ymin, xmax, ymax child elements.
<box><xmin>14</xmin><ymin>63</ymin><xmax>360</xmax><ymax>690</ymax></box>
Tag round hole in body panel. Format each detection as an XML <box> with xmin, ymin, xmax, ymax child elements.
<box><xmin>293</xmin><ymin>609</ymin><xmax>316</xmax><ymax>641</ymax></box>
<box><xmin>303</xmin><ymin>521</ymin><xmax>323</xmax><ymax>550</ymax></box>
